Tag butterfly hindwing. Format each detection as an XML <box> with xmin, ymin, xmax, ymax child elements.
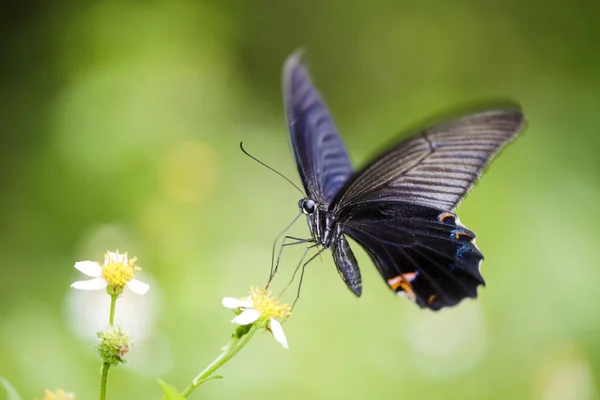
<box><xmin>284</xmin><ymin>51</ymin><xmax>354</xmax><ymax>204</ymax></box>
<box><xmin>341</xmin><ymin>202</ymin><xmax>484</xmax><ymax>310</ymax></box>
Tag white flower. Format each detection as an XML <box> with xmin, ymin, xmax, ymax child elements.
<box><xmin>222</xmin><ymin>288</ymin><xmax>291</xmax><ymax>349</ymax></box>
<box><xmin>71</xmin><ymin>251</ymin><xmax>150</xmax><ymax>295</ymax></box>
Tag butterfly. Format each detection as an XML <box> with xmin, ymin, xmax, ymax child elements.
<box><xmin>282</xmin><ymin>51</ymin><xmax>525</xmax><ymax>310</ymax></box>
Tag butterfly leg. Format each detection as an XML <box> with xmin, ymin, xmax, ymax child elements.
<box><xmin>278</xmin><ymin>243</ymin><xmax>320</xmax><ymax>297</ymax></box>
<box><xmin>291</xmin><ymin>249</ymin><xmax>322</xmax><ymax>309</ymax></box>
<box><xmin>270</xmin><ymin>212</ymin><xmax>303</xmax><ymax>278</ymax></box>
<box><xmin>268</xmin><ymin>235</ymin><xmax>315</xmax><ymax>288</ymax></box>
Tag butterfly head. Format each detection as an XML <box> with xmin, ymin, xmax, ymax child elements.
<box><xmin>299</xmin><ymin>198</ymin><xmax>316</xmax><ymax>215</ymax></box>
<box><xmin>299</xmin><ymin>198</ymin><xmax>336</xmax><ymax>248</ymax></box>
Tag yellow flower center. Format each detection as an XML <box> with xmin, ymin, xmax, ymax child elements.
<box><xmin>247</xmin><ymin>287</ymin><xmax>291</xmax><ymax>320</ymax></box>
<box><xmin>100</xmin><ymin>251</ymin><xmax>140</xmax><ymax>288</ymax></box>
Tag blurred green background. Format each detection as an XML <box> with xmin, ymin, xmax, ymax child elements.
<box><xmin>1</xmin><ymin>1</ymin><xmax>599</xmax><ymax>399</ymax></box>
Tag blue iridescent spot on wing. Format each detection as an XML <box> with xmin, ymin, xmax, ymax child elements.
<box><xmin>456</xmin><ymin>244</ymin><xmax>472</xmax><ymax>259</ymax></box>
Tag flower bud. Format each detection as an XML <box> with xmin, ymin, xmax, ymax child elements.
<box><xmin>97</xmin><ymin>325</ymin><xmax>132</xmax><ymax>366</ymax></box>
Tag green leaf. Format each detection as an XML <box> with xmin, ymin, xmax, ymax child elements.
<box><xmin>157</xmin><ymin>380</ymin><xmax>186</xmax><ymax>400</ymax></box>
<box><xmin>0</xmin><ymin>377</ymin><xmax>22</xmax><ymax>400</ymax></box>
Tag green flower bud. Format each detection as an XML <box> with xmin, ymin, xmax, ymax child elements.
<box><xmin>97</xmin><ymin>326</ymin><xmax>132</xmax><ymax>367</ymax></box>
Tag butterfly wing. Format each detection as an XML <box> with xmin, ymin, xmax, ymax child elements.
<box><xmin>340</xmin><ymin>202</ymin><xmax>484</xmax><ymax>310</ymax></box>
<box><xmin>331</xmin><ymin>109</ymin><xmax>524</xmax><ymax>309</ymax></box>
<box><xmin>283</xmin><ymin>51</ymin><xmax>353</xmax><ymax>204</ymax></box>
<box><xmin>332</xmin><ymin>109</ymin><xmax>525</xmax><ymax>212</ymax></box>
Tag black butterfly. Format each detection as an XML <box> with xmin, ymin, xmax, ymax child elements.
<box><xmin>282</xmin><ymin>51</ymin><xmax>525</xmax><ymax>310</ymax></box>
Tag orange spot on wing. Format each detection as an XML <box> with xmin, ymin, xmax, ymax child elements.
<box><xmin>387</xmin><ymin>276</ymin><xmax>403</xmax><ymax>291</ymax></box>
<box><xmin>387</xmin><ymin>273</ymin><xmax>418</xmax><ymax>301</ymax></box>
<box><xmin>400</xmin><ymin>282</ymin><xmax>417</xmax><ymax>302</ymax></box>
<box><xmin>438</xmin><ymin>212</ymin><xmax>455</xmax><ymax>223</ymax></box>
<box><xmin>403</xmin><ymin>272</ymin><xmax>418</xmax><ymax>282</ymax></box>
<box><xmin>428</xmin><ymin>294</ymin><xmax>437</xmax><ymax>305</ymax></box>
<box><xmin>454</xmin><ymin>231</ymin><xmax>472</xmax><ymax>240</ymax></box>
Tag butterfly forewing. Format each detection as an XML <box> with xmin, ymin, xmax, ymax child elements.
<box><xmin>332</xmin><ymin>110</ymin><xmax>525</xmax><ymax>212</ymax></box>
<box><xmin>284</xmin><ymin>51</ymin><xmax>354</xmax><ymax>204</ymax></box>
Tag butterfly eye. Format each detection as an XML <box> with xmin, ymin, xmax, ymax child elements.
<box><xmin>300</xmin><ymin>199</ymin><xmax>316</xmax><ymax>214</ymax></box>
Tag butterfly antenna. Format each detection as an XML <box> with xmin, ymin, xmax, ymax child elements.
<box><xmin>239</xmin><ymin>142</ymin><xmax>305</xmax><ymax>196</ymax></box>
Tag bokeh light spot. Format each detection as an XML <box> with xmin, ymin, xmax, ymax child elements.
<box><xmin>535</xmin><ymin>344</ymin><xmax>597</xmax><ymax>400</ymax></box>
<box><xmin>405</xmin><ymin>302</ymin><xmax>486</xmax><ymax>378</ymax></box>
<box><xmin>160</xmin><ymin>141</ymin><xmax>219</xmax><ymax>204</ymax></box>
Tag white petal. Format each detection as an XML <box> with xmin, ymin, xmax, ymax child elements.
<box><xmin>126</xmin><ymin>279</ymin><xmax>150</xmax><ymax>295</ymax></box>
<box><xmin>242</xmin><ymin>297</ymin><xmax>253</xmax><ymax>308</ymax></box>
<box><xmin>222</xmin><ymin>297</ymin><xmax>245</xmax><ymax>309</ymax></box>
<box><xmin>269</xmin><ymin>319</ymin><xmax>288</xmax><ymax>349</ymax></box>
<box><xmin>222</xmin><ymin>297</ymin><xmax>253</xmax><ymax>309</ymax></box>
<box><xmin>74</xmin><ymin>261</ymin><xmax>102</xmax><ymax>277</ymax></box>
<box><xmin>231</xmin><ymin>309</ymin><xmax>260</xmax><ymax>325</ymax></box>
<box><xmin>71</xmin><ymin>278</ymin><xmax>107</xmax><ymax>291</ymax></box>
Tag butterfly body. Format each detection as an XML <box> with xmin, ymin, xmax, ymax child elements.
<box><xmin>283</xmin><ymin>51</ymin><xmax>525</xmax><ymax>310</ymax></box>
<box><xmin>300</xmin><ymin>197</ymin><xmax>363</xmax><ymax>295</ymax></box>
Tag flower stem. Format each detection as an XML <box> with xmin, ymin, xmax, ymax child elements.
<box><xmin>100</xmin><ymin>294</ymin><xmax>118</xmax><ymax>399</ymax></box>
<box><xmin>108</xmin><ymin>294</ymin><xmax>117</xmax><ymax>326</ymax></box>
<box><xmin>100</xmin><ymin>362</ymin><xmax>110</xmax><ymax>400</ymax></box>
<box><xmin>181</xmin><ymin>325</ymin><xmax>257</xmax><ymax>398</ymax></box>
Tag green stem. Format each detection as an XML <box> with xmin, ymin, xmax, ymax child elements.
<box><xmin>100</xmin><ymin>362</ymin><xmax>110</xmax><ymax>400</ymax></box>
<box><xmin>181</xmin><ymin>325</ymin><xmax>258</xmax><ymax>398</ymax></box>
<box><xmin>100</xmin><ymin>293</ymin><xmax>118</xmax><ymax>400</ymax></box>
<box><xmin>108</xmin><ymin>294</ymin><xmax>117</xmax><ymax>326</ymax></box>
